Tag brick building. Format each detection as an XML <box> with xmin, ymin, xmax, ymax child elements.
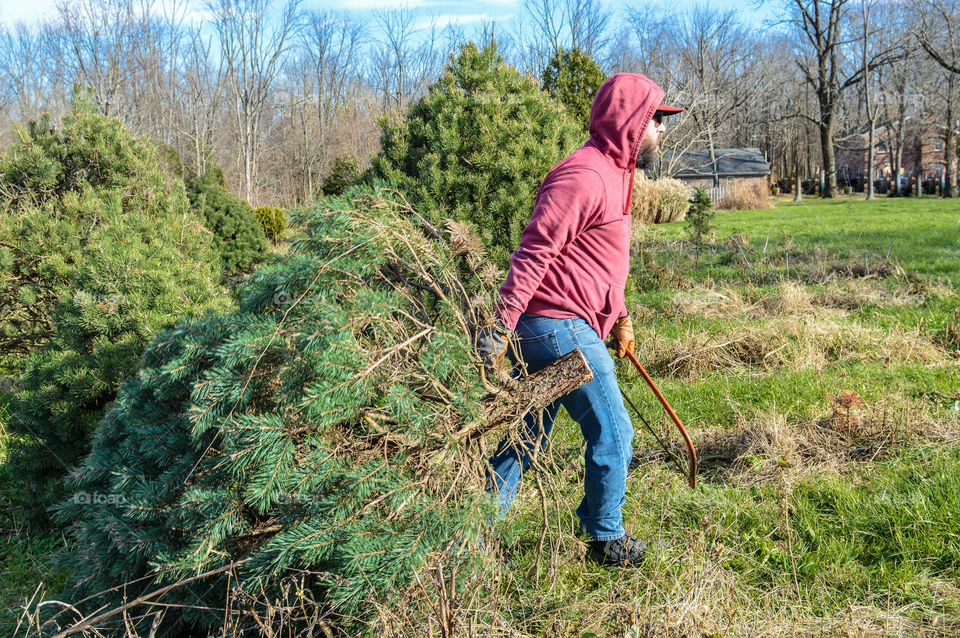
<box><xmin>835</xmin><ymin>114</ymin><xmax>958</xmax><ymax>194</ymax></box>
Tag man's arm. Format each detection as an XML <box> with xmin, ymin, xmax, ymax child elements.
<box><xmin>496</xmin><ymin>169</ymin><xmax>604</xmax><ymax>329</ymax></box>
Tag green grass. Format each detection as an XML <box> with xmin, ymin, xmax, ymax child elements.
<box><xmin>2</xmin><ymin>196</ymin><xmax>959</xmax><ymax>636</ymax></box>
<box><xmin>488</xmin><ymin>195</ymin><xmax>960</xmax><ymax>635</ymax></box>
<box><xmin>0</xmin><ymin>390</ymin><xmax>71</xmax><ymax>636</ymax></box>
<box><xmin>646</xmin><ymin>196</ymin><xmax>960</xmax><ymax>285</ymax></box>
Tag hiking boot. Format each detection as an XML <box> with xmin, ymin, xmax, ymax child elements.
<box><xmin>586</xmin><ymin>534</ymin><xmax>658</xmax><ymax>567</ymax></box>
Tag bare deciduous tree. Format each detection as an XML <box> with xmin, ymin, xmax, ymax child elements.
<box><xmin>915</xmin><ymin>0</ymin><xmax>960</xmax><ymax>196</ymax></box>
<box><xmin>178</xmin><ymin>23</ymin><xmax>226</xmax><ymax>179</ymax></box>
<box><xmin>209</xmin><ymin>0</ymin><xmax>302</xmax><ymax>204</ymax></box>
<box><xmin>788</xmin><ymin>0</ymin><xmax>898</xmax><ymax>197</ymax></box>
<box><xmin>54</xmin><ymin>0</ymin><xmax>139</xmax><ymax>117</ymax></box>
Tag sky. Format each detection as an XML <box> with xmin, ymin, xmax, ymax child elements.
<box><xmin>0</xmin><ymin>0</ymin><xmax>781</xmax><ymax>31</ymax></box>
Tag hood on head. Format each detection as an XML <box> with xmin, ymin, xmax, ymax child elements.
<box><xmin>587</xmin><ymin>73</ymin><xmax>665</xmax><ymax>171</ymax></box>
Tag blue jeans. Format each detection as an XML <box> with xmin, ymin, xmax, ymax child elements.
<box><xmin>486</xmin><ymin>313</ymin><xmax>634</xmax><ymax>541</ymax></box>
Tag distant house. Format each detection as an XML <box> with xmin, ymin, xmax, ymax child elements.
<box><xmin>834</xmin><ymin>114</ymin><xmax>957</xmax><ymax>194</ymax></box>
<box><xmin>660</xmin><ymin>147</ymin><xmax>771</xmax><ymax>196</ymax></box>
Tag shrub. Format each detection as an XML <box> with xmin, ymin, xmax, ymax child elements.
<box><xmin>51</xmin><ymin>187</ymin><xmax>498</xmax><ymax>636</ymax></box>
<box><xmin>1</xmin><ymin>95</ymin><xmax>229</xmax><ymax>523</ymax></box>
<box><xmin>541</xmin><ymin>46</ymin><xmax>606</xmax><ymax>128</ymax></box>
<box><xmin>630</xmin><ymin>172</ymin><xmax>691</xmax><ymax>226</ymax></box>
<box><xmin>187</xmin><ymin>169</ymin><xmax>270</xmax><ymax>273</ymax></box>
<box><xmin>253</xmin><ymin>205</ymin><xmax>288</xmax><ymax>242</ymax></box>
<box><xmin>686</xmin><ymin>186</ymin><xmax>714</xmax><ymax>265</ymax></box>
<box><xmin>321</xmin><ymin>154</ymin><xmax>361</xmax><ymax>196</ymax></box>
<box><xmin>373</xmin><ymin>42</ymin><xmax>582</xmax><ymax>266</ymax></box>
<box><xmin>717</xmin><ymin>180</ymin><xmax>773</xmax><ymax>210</ymax></box>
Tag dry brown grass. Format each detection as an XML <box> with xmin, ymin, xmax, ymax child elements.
<box><xmin>641</xmin><ymin>315</ymin><xmax>949</xmax><ymax>379</ymax></box>
<box><xmin>814</xmin><ymin>278</ymin><xmax>939</xmax><ymax>310</ymax></box>
<box><xmin>671</xmin><ymin>280</ymin><xmax>930</xmax><ymax>320</ymax></box>
<box><xmin>763</xmin><ymin>281</ymin><xmax>815</xmax><ymax>315</ymax></box>
<box><xmin>691</xmin><ymin>395</ymin><xmax>959</xmax><ymax>488</ymax></box>
<box><xmin>716</xmin><ymin>180</ymin><xmax>773</xmax><ymax>211</ymax></box>
<box><xmin>658</xmin><ymin>280</ymin><xmax>952</xmax><ymax>378</ymax></box>
<box><xmin>671</xmin><ymin>286</ymin><xmax>756</xmax><ymax>317</ymax></box>
<box><xmin>631</xmin><ymin>173</ymin><xmax>690</xmax><ymax>226</ymax></box>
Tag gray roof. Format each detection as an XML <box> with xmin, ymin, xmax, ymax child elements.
<box><xmin>662</xmin><ymin>147</ymin><xmax>771</xmax><ymax>178</ymax></box>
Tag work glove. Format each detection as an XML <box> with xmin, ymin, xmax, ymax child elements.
<box><xmin>609</xmin><ymin>315</ymin><xmax>635</xmax><ymax>358</ymax></box>
<box><xmin>475</xmin><ymin>320</ymin><xmax>512</xmax><ymax>367</ymax></box>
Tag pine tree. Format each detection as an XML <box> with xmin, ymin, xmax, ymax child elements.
<box><xmin>541</xmin><ymin>47</ymin><xmax>607</xmax><ymax>129</ymax></box>
<box><xmin>49</xmin><ymin>185</ymin><xmax>504</xmax><ymax>636</ymax></box>
<box><xmin>373</xmin><ymin>42</ymin><xmax>582</xmax><ymax>266</ymax></box>
<box><xmin>187</xmin><ymin>168</ymin><xmax>270</xmax><ymax>274</ymax></box>
<box><xmin>686</xmin><ymin>187</ymin><xmax>714</xmax><ymax>265</ymax></box>
<box><xmin>322</xmin><ymin>154</ymin><xmax>361</xmax><ymax>195</ymax></box>
<box><xmin>253</xmin><ymin>205</ymin><xmax>288</xmax><ymax>242</ymax></box>
<box><xmin>0</xmin><ymin>94</ymin><xmax>230</xmax><ymax>524</ymax></box>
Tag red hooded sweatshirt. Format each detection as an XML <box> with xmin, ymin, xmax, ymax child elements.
<box><xmin>496</xmin><ymin>73</ymin><xmax>665</xmax><ymax>339</ymax></box>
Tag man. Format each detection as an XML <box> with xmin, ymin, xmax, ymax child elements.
<box><xmin>477</xmin><ymin>73</ymin><xmax>683</xmax><ymax>567</ymax></box>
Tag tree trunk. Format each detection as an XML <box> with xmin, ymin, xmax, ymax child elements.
<box><xmin>794</xmin><ymin>158</ymin><xmax>802</xmax><ymax>202</ymax></box>
<box><xmin>886</xmin><ymin>129</ymin><xmax>896</xmax><ymax>193</ymax></box>
<box><xmin>946</xmin><ymin>74</ymin><xmax>957</xmax><ymax>198</ymax></box>
<box><xmin>894</xmin><ymin>132</ymin><xmax>903</xmax><ymax>196</ymax></box>
<box><xmin>866</xmin><ymin>121</ymin><xmax>876</xmax><ymax>200</ymax></box>
<box><xmin>819</xmin><ymin>114</ymin><xmax>837</xmax><ymax>198</ymax></box>
<box><xmin>436</xmin><ymin>349</ymin><xmax>594</xmax><ymax>453</ymax></box>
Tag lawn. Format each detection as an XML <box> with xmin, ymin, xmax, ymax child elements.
<box><xmin>484</xmin><ymin>195</ymin><xmax>960</xmax><ymax>636</ymax></box>
<box><xmin>2</xmin><ymin>195</ymin><xmax>958</xmax><ymax>636</ymax></box>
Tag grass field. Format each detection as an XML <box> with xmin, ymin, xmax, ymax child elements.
<box><xmin>479</xmin><ymin>195</ymin><xmax>960</xmax><ymax>636</ymax></box>
<box><xmin>2</xmin><ymin>195</ymin><xmax>958</xmax><ymax>636</ymax></box>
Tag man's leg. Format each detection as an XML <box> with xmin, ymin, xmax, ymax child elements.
<box><xmin>486</xmin><ymin>314</ymin><xmax>568</xmax><ymax>518</ymax></box>
<box><xmin>560</xmin><ymin>320</ymin><xmax>634</xmax><ymax>541</ymax></box>
<box><xmin>487</xmin><ymin>400</ymin><xmax>562</xmax><ymax>517</ymax></box>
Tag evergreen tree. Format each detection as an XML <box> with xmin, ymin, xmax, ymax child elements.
<box><xmin>374</xmin><ymin>42</ymin><xmax>582</xmax><ymax>265</ymax></box>
<box><xmin>253</xmin><ymin>205</ymin><xmax>288</xmax><ymax>242</ymax></box>
<box><xmin>50</xmin><ymin>186</ymin><xmax>502</xmax><ymax>636</ymax></box>
<box><xmin>686</xmin><ymin>187</ymin><xmax>714</xmax><ymax>265</ymax></box>
<box><xmin>187</xmin><ymin>169</ymin><xmax>270</xmax><ymax>274</ymax></box>
<box><xmin>321</xmin><ymin>154</ymin><xmax>361</xmax><ymax>196</ymax></box>
<box><xmin>541</xmin><ymin>47</ymin><xmax>607</xmax><ymax>129</ymax></box>
<box><xmin>1</xmin><ymin>95</ymin><xmax>229</xmax><ymax>524</ymax></box>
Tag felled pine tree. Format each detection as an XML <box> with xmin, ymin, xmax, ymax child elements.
<box><xmin>1</xmin><ymin>94</ymin><xmax>229</xmax><ymax>524</ymax></box>
<box><xmin>49</xmin><ymin>186</ymin><xmax>508</xmax><ymax>637</ymax></box>
<box><xmin>374</xmin><ymin>42</ymin><xmax>582</xmax><ymax>266</ymax></box>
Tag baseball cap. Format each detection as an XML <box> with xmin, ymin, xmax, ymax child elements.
<box><xmin>656</xmin><ymin>104</ymin><xmax>684</xmax><ymax>116</ymax></box>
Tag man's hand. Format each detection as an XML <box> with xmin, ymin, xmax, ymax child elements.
<box><xmin>476</xmin><ymin>321</ymin><xmax>512</xmax><ymax>367</ymax></box>
<box><xmin>609</xmin><ymin>315</ymin><xmax>635</xmax><ymax>358</ymax></box>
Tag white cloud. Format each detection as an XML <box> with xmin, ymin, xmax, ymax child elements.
<box><xmin>414</xmin><ymin>12</ymin><xmax>508</xmax><ymax>30</ymax></box>
<box><xmin>0</xmin><ymin>0</ymin><xmax>59</xmax><ymax>26</ymax></box>
<box><xmin>308</xmin><ymin>0</ymin><xmax>431</xmax><ymax>10</ymax></box>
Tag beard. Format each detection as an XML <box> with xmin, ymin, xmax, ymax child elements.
<box><xmin>635</xmin><ymin>138</ymin><xmax>658</xmax><ymax>170</ymax></box>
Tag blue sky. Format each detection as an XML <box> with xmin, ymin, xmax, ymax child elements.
<box><xmin>0</xmin><ymin>0</ymin><xmax>780</xmax><ymax>31</ymax></box>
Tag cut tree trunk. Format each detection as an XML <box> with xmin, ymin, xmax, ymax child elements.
<box><xmin>444</xmin><ymin>348</ymin><xmax>594</xmax><ymax>446</ymax></box>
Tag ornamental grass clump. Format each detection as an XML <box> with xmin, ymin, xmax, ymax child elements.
<box><xmin>717</xmin><ymin>180</ymin><xmax>773</xmax><ymax>210</ymax></box>
<box><xmin>629</xmin><ymin>172</ymin><xmax>691</xmax><ymax>226</ymax></box>
<box><xmin>47</xmin><ymin>186</ymin><xmax>508</xmax><ymax>637</ymax></box>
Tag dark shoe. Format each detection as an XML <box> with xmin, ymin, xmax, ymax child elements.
<box><xmin>586</xmin><ymin>534</ymin><xmax>657</xmax><ymax>567</ymax></box>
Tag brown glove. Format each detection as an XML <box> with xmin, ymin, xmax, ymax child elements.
<box><xmin>609</xmin><ymin>315</ymin><xmax>635</xmax><ymax>358</ymax></box>
<box><xmin>476</xmin><ymin>321</ymin><xmax>512</xmax><ymax>367</ymax></box>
